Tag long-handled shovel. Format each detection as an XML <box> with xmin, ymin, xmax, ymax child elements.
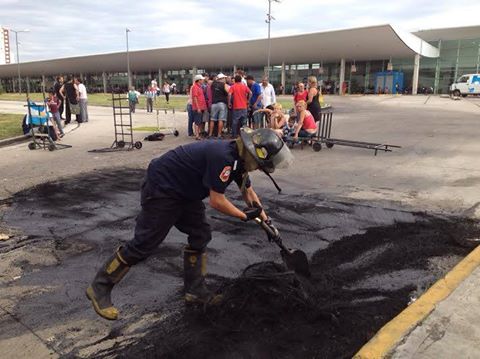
<box><xmin>254</xmin><ymin>218</ymin><xmax>311</xmax><ymax>278</ymax></box>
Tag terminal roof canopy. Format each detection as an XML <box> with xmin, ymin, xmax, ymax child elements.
<box><xmin>0</xmin><ymin>24</ymin><xmax>440</xmax><ymax>77</ymax></box>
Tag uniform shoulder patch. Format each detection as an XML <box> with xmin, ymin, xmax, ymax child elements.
<box><xmin>219</xmin><ymin>166</ymin><xmax>232</xmax><ymax>182</ymax></box>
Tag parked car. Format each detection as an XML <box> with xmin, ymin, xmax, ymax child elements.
<box><xmin>450</xmin><ymin>74</ymin><xmax>480</xmax><ymax>97</ymax></box>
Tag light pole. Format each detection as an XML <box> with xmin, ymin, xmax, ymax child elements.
<box><xmin>10</xmin><ymin>28</ymin><xmax>29</xmax><ymax>94</ymax></box>
<box><xmin>265</xmin><ymin>0</ymin><xmax>280</xmax><ymax>79</ymax></box>
<box><xmin>126</xmin><ymin>28</ymin><xmax>132</xmax><ymax>88</ymax></box>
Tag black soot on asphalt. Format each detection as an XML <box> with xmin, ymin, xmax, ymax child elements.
<box><xmin>1</xmin><ymin>168</ymin><xmax>479</xmax><ymax>359</ymax></box>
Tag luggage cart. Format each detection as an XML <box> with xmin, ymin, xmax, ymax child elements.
<box><xmin>111</xmin><ymin>93</ymin><xmax>142</xmax><ymax>150</ymax></box>
<box><xmin>155</xmin><ymin>108</ymin><xmax>179</xmax><ymax>137</ymax></box>
<box><xmin>286</xmin><ymin>110</ymin><xmax>400</xmax><ymax>156</ymax></box>
<box><xmin>25</xmin><ymin>99</ymin><xmax>71</xmax><ymax>151</ymax></box>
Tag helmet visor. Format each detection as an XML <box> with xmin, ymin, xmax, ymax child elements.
<box><xmin>270</xmin><ymin>142</ymin><xmax>294</xmax><ymax>171</ymax></box>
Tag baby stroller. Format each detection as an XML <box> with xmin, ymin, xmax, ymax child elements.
<box><xmin>26</xmin><ymin>99</ymin><xmax>71</xmax><ymax>151</ymax></box>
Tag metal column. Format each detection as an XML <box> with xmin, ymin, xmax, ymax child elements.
<box><xmin>364</xmin><ymin>61</ymin><xmax>371</xmax><ymax>92</ymax></box>
<box><xmin>454</xmin><ymin>40</ymin><xmax>461</xmax><ymax>80</ymax></box>
<box><xmin>476</xmin><ymin>42</ymin><xmax>480</xmax><ymax>73</ymax></box>
<box><xmin>158</xmin><ymin>69</ymin><xmax>163</xmax><ymax>89</ymax></box>
<box><xmin>281</xmin><ymin>62</ymin><xmax>285</xmax><ymax>94</ymax></box>
<box><xmin>339</xmin><ymin>58</ymin><xmax>345</xmax><ymax>95</ymax></box>
<box><xmin>412</xmin><ymin>53</ymin><xmax>420</xmax><ymax>95</ymax></box>
<box><xmin>192</xmin><ymin>66</ymin><xmax>198</xmax><ymax>83</ymax></box>
<box><xmin>434</xmin><ymin>40</ymin><xmax>442</xmax><ymax>94</ymax></box>
<box><xmin>102</xmin><ymin>72</ymin><xmax>107</xmax><ymax>93</ymax></box>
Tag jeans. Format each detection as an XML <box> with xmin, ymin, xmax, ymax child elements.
<box><xmin>298</xmin><ymin>129</ymin><xmax>316</xmax><ymax>138</ymax></box>
<box><xmin>79</xmin><ymin>99</ymin><xmax>88</xmax><ymax>122</ymax></box>
<box><xmin>187</xmin><ymin>103</ymin><xmax>194</xmax><ymax>136</ymax></box>
<box><xmin>232</xmin><ymin>109</ymin><xmax>248</xmax><ymax>138</ymax></box>
<box><xmin>210</xmin><ymin>102</ymin><xmax>227</xmax><ymax>121</ymax></box>
<box><xmin>146</xmin><ymin>98</ymin><xmax>153</xmax><ymax>112</ymax></box>
<box><xmin>52</xmin><ymin>112</ymin><xmax>64</xmax><ymax>134</ymax></box>
<box><xmin>129</xmin><ymin>100</ymin><xmax>137</xmax><ymax>113</ymax></box>
<box><xmin>120</xmin><ymin>181</ymin><xmax>211</xmax><ymax>265</ymax></box>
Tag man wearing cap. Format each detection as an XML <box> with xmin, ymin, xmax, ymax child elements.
<box><xmin>86</xmin><ymin>127</ymin><xmax>294</xmax><ymax>320</ymax></box>
<box><xmin>208</xmin><ymin>73</ymin><xmax>230</xmax><ymax>138</ymax></box>
<box><xmin>191</xmin><ymin>74</ymin><xmax>207</xmax><ymax>139</ymax></box>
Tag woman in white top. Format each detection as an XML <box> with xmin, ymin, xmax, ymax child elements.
<box><xmin>75</xmin><ymin>78</ymin><xmax>89</xmax><ymax>123</ymax></box>
<box><xmin>162</xmin><ymin>82</ymin><xmax>171</xmax><ymax>104</ymax></box>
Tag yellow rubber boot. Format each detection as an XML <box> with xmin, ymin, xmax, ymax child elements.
<box><xmin>184</xmin><ymin>248</ymin><xmax>222</xmax><ymax>305</ymax></box>
<box><xmin>86</xmin><ymin>248</ymin><xmax>130</xmax><ymax>320</ymax></box>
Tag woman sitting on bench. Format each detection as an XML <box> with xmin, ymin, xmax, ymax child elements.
<box><xmin>292</xmin><ymin>100</ymin><xmax>317</xmax><ymax>141</ymax></box>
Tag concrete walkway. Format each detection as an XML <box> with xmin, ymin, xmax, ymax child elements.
<box><xmin>391</xmin><ymin>265</ymin><xmax>480</xmax><ymax>358</ymax></box>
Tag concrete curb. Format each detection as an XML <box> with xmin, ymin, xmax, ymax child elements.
<box><xmin>353</xmin><ymin>244</ymin><xmax>480</xmax><ymax>359</ymax></box>
<box><xmin>0</xmin><ymin>135</ymin><xmax>29</xmax><ymax>148</ymax></box>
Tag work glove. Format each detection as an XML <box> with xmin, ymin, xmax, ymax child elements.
<box><xmin>264</xmin><ymin>218</ymin><xmax>280</xmax><ymax>242</ymax></box>
<box><xmin>242</xmin><ymin>202</ymin><xmax>263</xmax><ymax>222</ymax></box>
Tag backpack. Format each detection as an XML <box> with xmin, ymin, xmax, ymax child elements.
<box><xmin>128</xmin><ymin>91</ymin><xmax>137</xmax><ymax>103</ymax></box>
<box><xmin>144</xmin><ymin>132</ymin><xmax>165</xmax><ymax>141</ymax></box>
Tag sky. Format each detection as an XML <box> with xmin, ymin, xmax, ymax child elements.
<box><xmin>1</xmin><ymin>0</ymin><xmax>480</xmax><ymax>63</ymax></box>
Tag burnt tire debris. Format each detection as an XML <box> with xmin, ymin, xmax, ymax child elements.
<box><xmin>0</xmin><ymin>168</ymin><xmax>479</xmax><ymax>359</ymax></box>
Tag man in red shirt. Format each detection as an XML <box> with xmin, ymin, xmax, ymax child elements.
<box><xmin>191</xmin><ymin>74</ymin><xmax>208</xmax><ymax>140</ymax></box>
<box><xmin>228</xmin><ymin>75</ymin><xmax>252</xmax><ymax>138</ymax></box>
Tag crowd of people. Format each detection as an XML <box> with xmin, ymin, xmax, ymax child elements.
<box><xmin>26</xmin><ymin>75</ymin><xmax>90</xmax><ymax>142</ymax></box>
<box><xmin>181</xmin><ymin>71</ymin><xmax>323</xmax><ymax>143</ymax></box>
<box><xmin>127</xmin><ymin>80</ymin><xmax>178</xmax><ymax>113</ymax></box>
<box><xmin>34</xmin><ymin>71</ymin><xmax>324</xmax><ymax>145</ymax></box>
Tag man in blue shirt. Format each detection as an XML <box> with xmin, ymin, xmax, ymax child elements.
<box><xmin>86</xmin><ymin>128</ymin><xmax>294</xmax><ymax>320</ymax></box>
<box><xmin>247</xmin><ymin>75</ymin><xmax>264</xmax><ymax>129</ymax></box>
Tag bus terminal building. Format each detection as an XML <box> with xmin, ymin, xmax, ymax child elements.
<box><xmin>0</xmin><ymin>24</ymin><xmax>479</xmax><ymax>95</ymax></box>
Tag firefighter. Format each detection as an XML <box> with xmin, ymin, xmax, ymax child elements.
<box><xmin>86</xmin><ymin>127</ymin><xmax>293</xmax><ymax>320</ymax></box>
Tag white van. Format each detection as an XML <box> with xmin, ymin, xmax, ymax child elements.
<box><xmin>450</xmin><ymin>74</ymin><xmax>480</xmax><ymax>97</ymax></box>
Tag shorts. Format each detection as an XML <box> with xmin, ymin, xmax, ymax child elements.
<box><xmin>193</xmin><ymin>110</ymin><xmax>204</xmax><ymax>126</ymax></box>
<box><xmin>210</xmin><ymin>103</ymin><xmax>227</xmax><ymax>121</ymax></box>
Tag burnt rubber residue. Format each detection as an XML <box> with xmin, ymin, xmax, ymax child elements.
<box><xmin>91</xmin><ymin>217</ymin><xmax>477</xmax><ymax>359</ymax></box>
<box><xmin>0</xmin><ymin>168</ymin><xmax>478</xmax><ymax>359</ymax></box>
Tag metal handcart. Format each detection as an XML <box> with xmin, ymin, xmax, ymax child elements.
<box><xmin>155</xmin><ymin>108</ymin><xmax>179</xmax><ymax>137</ymax></box>
<box><xmin>111</xmin><ymin>93</ymin><xmax>142</xmax><ymax>150</ymax></box>
<box><xmin>286</xmin><ymin>110</ymin><xmax>400</xmax><ymax>156</ymax></box>
<box><xmin>25</xmin><ymin>99</ymin><xmax>71</xmax><ymax>151</ymax></box>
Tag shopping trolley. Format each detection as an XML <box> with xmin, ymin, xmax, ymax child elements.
<box><xmin>155</xmin><ymin>108</ymin><xmax>179</xmax><ymax>137</ymax></box>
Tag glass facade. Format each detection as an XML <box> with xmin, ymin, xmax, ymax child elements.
<box><xmin>1</xmin><ymin>32</ymin><xmax>479</xmax><ymax>95</ymax></box>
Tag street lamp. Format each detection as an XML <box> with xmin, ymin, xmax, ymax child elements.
<box><xmin>126</xmin><ymin>28</ymin><xmax>132</xmax><ymax>88</ymax></box>
<box><xmin>10</xmin><ymin>28</ymin><xmax>29</xmax><ymax>94</ymax></box>
<box><xmin>265</xmin><ymin>0</ymin><xmax>280</xmax><ymax>79</ymax></box>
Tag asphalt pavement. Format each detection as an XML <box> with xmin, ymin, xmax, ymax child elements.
<box><xmin>1</xmin><ymin>94</ymin><xmax>480</xmax><ymax>358</ymax></box>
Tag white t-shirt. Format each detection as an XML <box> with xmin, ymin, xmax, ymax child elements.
<box><xmin>78</xmin><ymin>83</ymin><xmax>88</xmax><ymax>99</ymax></box>
<box><xmin>163</xmin><ymin>84</ymin><xmax>170</xmax><ymax>93</ymax></box>
<box><xmin>261</xmin><ymin>83</ymin><xmax>276</xmax><ymax>107</ymax></box>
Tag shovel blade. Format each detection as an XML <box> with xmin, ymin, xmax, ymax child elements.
<box><xmin>280</xmin><ymin>249</ymin><xmax>311</xmax><ymax>278</ymax></box>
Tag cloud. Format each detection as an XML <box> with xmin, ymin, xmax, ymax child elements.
<box><xmin>0</xmin><ymin>0</ymin><xmax>479</xmax><ymax>62</ymax></box>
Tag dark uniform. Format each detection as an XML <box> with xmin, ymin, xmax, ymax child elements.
<box><xmin>121</xmin><ymin>140</ymin><xmax>250</xmax><ymax>265</ymax></box>
<box><xmin>87</xmin><ymin>127</ymin><xmax>290</xmax><ymax>320</ymax></box>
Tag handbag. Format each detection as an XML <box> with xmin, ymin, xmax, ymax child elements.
<box><xmin>70</xmin><ymin>102</ymin><xmax>80</xmax><ymax>115</ymax></box>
